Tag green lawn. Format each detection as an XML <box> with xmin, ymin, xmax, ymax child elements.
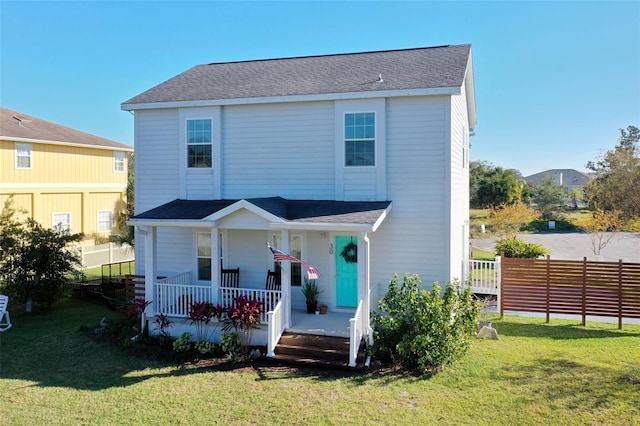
<box><xmin>1</xmin><ymin>298</ymin><xmax>639</xmax><ymax>425</ymax></box>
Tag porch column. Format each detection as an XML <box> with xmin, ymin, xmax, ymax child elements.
<box><xmin>211</xmin><ymin>226</ymin><xmax>220</xmax><ymax>304</ymax></box>
<box><xmin>280</xmin><ymin>229</ymin><xmax>291</xmax><ymax>327</ymax></box>
<box><xmin>360</xmin><ymin>231</ymin><xmax>372</xmax><ymax>334</ymax></box>
<box><xmin>143</xmin><ymin>226</ymin><xmax>157</xmax><ymax>320</ymax></box>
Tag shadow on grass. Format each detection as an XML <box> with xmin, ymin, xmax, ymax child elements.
<box><xmin>0</xmin><ymin>298</ymin><xmax>408</xmax><ymax>390</ymax></box>
<box><xmin>494</xmin><ymin>356</ymin><xmax>640</xmax><ymax>411</ymax></box>
<box><xmin>494</xmin><ymin>316</ymin><xmax>640</xmax><ymax>340</ymax></box>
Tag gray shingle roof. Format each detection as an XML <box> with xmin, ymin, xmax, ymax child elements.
<box><xmin>123</xmin><ymin>44</ymin><xmax>471</xmax><ymax>106</ymax></box>
<box><xmin>524</xmin><ymin>169</ymin><xmax>590</xmax><ymax>188</ymax></box>
<box><xmin>133</xmin><ymin>197</ymin><xmax>391</xmax><ymax>226</ymax></box>
<box><xmin>0</xmin><ymin>107</ymin><xmax>132</xmax><ymax>151</ymax></box>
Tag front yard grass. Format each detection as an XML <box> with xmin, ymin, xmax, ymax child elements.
<box><xmin>1</xmin><ymin>298</ymin><xmax>639</xmax><ymax>425</ymax></box>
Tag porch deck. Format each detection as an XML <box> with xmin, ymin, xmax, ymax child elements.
<box><xmin>288</xmin><ymin>310</ymin><xmax>354</xmax><ymax>338</ymax></box>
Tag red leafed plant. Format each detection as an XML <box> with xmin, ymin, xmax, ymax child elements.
<box><xmin>223</xmin><ymin>295</ymin><xmax>261</xmax><ymax>352</ymax></box>
<box><xmin>187</xmin><ymin>301</ymin><xmax>224</xmax><ymax>342</ymax></box>
<box><xmin>126</xmin><ymin>297</ymin><xmax>151</xmax><ymax>319</ymax></box>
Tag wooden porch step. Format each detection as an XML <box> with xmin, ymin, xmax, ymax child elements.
<box><xmin>269</xmin><ymin>332</ymin><xmax>367</xmax><ymax>370</ymax></box>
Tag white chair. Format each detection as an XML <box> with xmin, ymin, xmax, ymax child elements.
<box><xmin>0</xmin><ymin>295</ymin><xmax>12</xmax><ymax>332</ymax></box>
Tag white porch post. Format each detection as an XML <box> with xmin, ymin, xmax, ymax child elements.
<box><xmin>143</xmin><ymin>226</ymin><xmax>157</xmax><ymax>322</ymax></box>
<box><xmin>211</xmin><ymin>227</ymin><xmax>220</xmax><ymax>304</ymax></box>
<box><xmin>280</xmin><ymin>229</ymin><xmax>291</xmax><ymax>327</ymax></box>
<box><xmin>360</xmin><ymin>231</ymin><xmax>372</xmax><ymax>335</ymax></box>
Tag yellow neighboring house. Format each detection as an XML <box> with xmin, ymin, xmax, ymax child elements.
<box><xmin>1</xmin><ymin>107</ymin><xmax>134</xmax><ymax>238</ymax></box>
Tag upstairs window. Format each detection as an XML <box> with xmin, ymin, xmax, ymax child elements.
<box><xmin>187</xmin><ymin>119</ymin><xmax>212</xmax><ymax>168</ymax></box>
<box><xmin>114</xmin><ymin>152</ymin><xmax>125</xmax><ymax>172</ymax></box>
<box><xmin>16</xmin><ymin>143</ymin><xmax>32</xmax><ymax>169</ymax></box>
<box><xmin>97</xmin><ymin>210</ymin><xmax>113</xmax><ymax>232</ymax></box>
<box><xmin>345</xmin><ymin>112</ymin><xmax>375</xmax><ymax>166</ymax></box>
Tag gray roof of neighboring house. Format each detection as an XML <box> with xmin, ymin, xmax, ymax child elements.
<box><xmin>133</xmin><ymin>197</ymin><xmax>392</xmax><ymax>226</ymax></box>
<box><xmin>122</xmin><ymin>44</ymin><xmax>472</xmax><ymax>106</ymax></box>
<box><xmin>0</xmin><ymin>107</ymin><xmax>133</xmax><ymax>151</ymax></box>
<box><xmin>524</xmin><ymin>169</ymin><xmax>590</xmax><ymax>187</ymax></box>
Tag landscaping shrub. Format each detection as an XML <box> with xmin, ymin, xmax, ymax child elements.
<box><xmin>495</xmin><ymin>236</ymin><xmax>549</xmax><ymax>258</ymax></box>
<box><xmin>372</xmin><ymin>273</ymin><xmax>479</xmax><ymax>374</ymax></box>
<box><xmin>220</xmin><ymin>332</ymin><xmax>244</xmax><ymax>363</ymax></box>
<box><xmin>173</xmin><ymin>332</ymin><xmax>194</xmax><ymax>352</ymax></box>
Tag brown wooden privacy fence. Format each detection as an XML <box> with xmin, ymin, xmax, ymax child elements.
<box><xmin>500</xmin><ymin>256</ymin><xmax>640</xmax><ymax>328</ymax></box>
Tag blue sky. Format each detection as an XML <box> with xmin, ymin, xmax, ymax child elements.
<box><xmin>1</xmin><ymin>1</ymin><xmax>638</xmax><ymax>177</ymax></box>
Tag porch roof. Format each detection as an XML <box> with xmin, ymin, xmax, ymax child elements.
<box><xmin>130</xmin><ymin>197</ymin><xmax>392</xmax><ymax>231</ymax></box>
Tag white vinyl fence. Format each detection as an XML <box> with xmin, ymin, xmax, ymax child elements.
<box><xmin>80</xmin><ymin>243</ymin><xmax>134</xmax><ymax>269</ymax></box>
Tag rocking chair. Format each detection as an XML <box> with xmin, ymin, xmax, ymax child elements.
<box><xmin>0</xmin><ymin>295</ymin><xmax>12</xmax><ymax>332</ymax></box>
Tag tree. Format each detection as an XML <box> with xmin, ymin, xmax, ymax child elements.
<box><xmin>0</xmin><ymin>201</ymin><xmax>84</xmax><ymax>312</ymax></box>
<box><xmin>531</xmin><ymin>176</ymin><xmax>567</xmax><ymax>220</ymax></box>
<box><xmin>489</xmin><ymin>203</ymin><xmax>540</xmax><ymax>237</ymax></box>
<box><xmin>583</xmin><ymin>208</ymin><xmax>625</xmax><ymax>256</ymax></box>
<box><xmin>585</xmin><ymin>125</ymin><xmax>640</xmax><ymax>219</ymax></box>
<box><xmin>115</xmin><ymin>152</ymin><xmax>135</xmax><ymax>249</ymax></box>
<box><xmin>0</xmin><ymin>196</ymin><xmax>24</xmax><ymax>262</ymax></box>
<box><xmin>472</xmin><ymin>163</ymin><xmax>528</xmax><ymax>208</ymax></box>
<box><xmin>569</xmin><ymin>188</ymin><xmax>583</xmax><ymax>210</ymax></box>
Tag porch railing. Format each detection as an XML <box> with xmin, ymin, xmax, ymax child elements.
<box><xmin>462</xmin><ymin>257</ymin><xmax>501</xmax><ymax>295</ymax></box>
<box><xmin>219</xmin><ymin>286</ymin><xmax>282</xmax><ymax>324</ymax></box>
<box><xmin>349</xmin><ymin>299</ymin><xmax>365</xmax><ymax>367</ymax></box>
<box><xmin>267</xmin><ymin>295</ymin><xmax>286</xmax><ymax>357</ymax></box>
<box><xmin>154</xmin><ymin>281</ymin><xmax>213</xmax><ymax>317</ymax></box>
<box><xmin>151</xmin><ymin>270</ymin><xmax>283</xmax><ymax>322</ymax></box>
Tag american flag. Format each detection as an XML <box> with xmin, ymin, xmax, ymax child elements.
<box><xmin>267</xmin><ymin>243</ymin><xmax>322</xmax><ymax>280</ymax></box>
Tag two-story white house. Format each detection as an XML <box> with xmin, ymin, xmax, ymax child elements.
<box><xmin>122</xmin><ymin>44</ymin><xmax>476</xmax><ymax>365</ymax></box>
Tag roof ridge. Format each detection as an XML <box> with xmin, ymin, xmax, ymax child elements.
<box><xmin>205</xmin><ymin>44</ymin><xmax>466</xmax><ymax>66</ymax></box>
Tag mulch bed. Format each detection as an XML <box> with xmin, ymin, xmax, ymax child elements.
<box><xmin>84</xmin><ymin>325</ymin><xmax>398</xmax><ymax>379</ymax></box>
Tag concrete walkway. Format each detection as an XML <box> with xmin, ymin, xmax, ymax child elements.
<box><xmin>473</xmin><ymin>232</ymin><xmax>640</xmax><ymax>263</ymax></box>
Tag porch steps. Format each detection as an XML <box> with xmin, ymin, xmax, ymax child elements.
<box><xmin>269</xmin><ymin>332</ymin><xmax>367</xmax><ymax>370</ymax></box>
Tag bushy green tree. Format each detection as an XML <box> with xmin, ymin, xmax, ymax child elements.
<box><xmin>471</xmin><ymin>162</ymin><xmax>529</xmax><ymax>208</ymax></box>
<box><xmin>0</xmin><ymin>199</ymin><xmax>84</xmax><ymax>312</ymax></box>
<box><xmin>372</xmin><ymin>273</ymin><xmax>479</xmax><ymax>374</ymax></box>
<box><xmin>531</xmin><ymin>176</ymin><xmax>567</xmax><ymax>220</ymax></box>
<box><xmin>489</xmin><ymin>203</ymin><xmax>541</xmax><ymax>237</ymax></box>
<box><xmin>585</xmin><ymin>125</ymin><xmax>640</xmax><ymax>219</ymax></box>
<box><xmin>495</xmin><ymin>236</ymin><xmax>549</xmax><ymax>258</ymax></box>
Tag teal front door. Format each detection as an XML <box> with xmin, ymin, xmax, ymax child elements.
<box><xmin>336</xmin><ymin>236</ymin><xmax>358</xmax><ymax>307</ymax></box>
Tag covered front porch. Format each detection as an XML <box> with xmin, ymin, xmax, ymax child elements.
<box><xmin>129</xmin><ymin>197</ymin><xmax>391</xmax><ymax>367</ymax></box>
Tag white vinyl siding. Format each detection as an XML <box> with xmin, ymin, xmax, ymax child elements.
<box><xmin>335</xmin><ymin>99</ymin><xmax>386</xmax><ymax>201</ymax></box>
<box><xmin>97</xmin><ymin>210</ymin><xmax>113</xmax><ymax>232</ymax></box>
<box><xmin>372</xmin><ymin>96</ymin><xmax>450</xmax><ymax>286</ymax></box>
<box><xmin>222</xmin><ymin>102</ymin><xmax>334</xmax><ymax>199</ymax></box>
<box><xmin>449</xmin><ymin>83</ymin><xmax>471</xmax><ymax>280</ymax></box>
<box><xmin>114</xmin><ymin>151</ymin><xmax>125</xmax><ymax>172</ymax></box>
<box><xmin>133</xmin><ymin>109</ymin><xmax>181</xmax><ymax>213</ymax></box>
<box><xmin>16</xmin><ymin>143</ymin><xmax>31</xmax><ymax>169</ymax></box>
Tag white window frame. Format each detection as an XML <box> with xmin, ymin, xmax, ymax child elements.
<box><xmin>196</xmin><ymin>232</ymin><xmax>212</xmax><ymax>281</ymax></box>
<box><xmin>114</xmin><ymin>151</ymin><xmax>125</xmax><ymax>173</ymax></box>
<box><xmin>270</xmin><ymin>232</ymin><xmax>305</xmax><ymax>286</ymax></box>
<box><xmin>344</xmin><ymin>112</ymin><xmax>376</xmax><ymax>167</ymax></box>
<box><xmin>97</xmin><ymin>210</ymin><xmax>113</xmax><ymax>233</ymax></box>
<box><xmin>52</xmin><ymin>212</ymin><xmax>71</xmax><ymax>232</ymax></box>
<box><xmin>186</xmin><ymin>118</ymin><xmax>213</xmax><ymax>169</ymax></box>
<box><xmin>15</xmin><ymin>143</ymin><xmax>32</xmax><ymax>169</ymax></box>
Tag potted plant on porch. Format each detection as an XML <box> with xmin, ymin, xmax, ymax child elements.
<box><xmin>301</xmin><ymin>279</ymin><xmax>321</xmax><ymax>314</ymax></box>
